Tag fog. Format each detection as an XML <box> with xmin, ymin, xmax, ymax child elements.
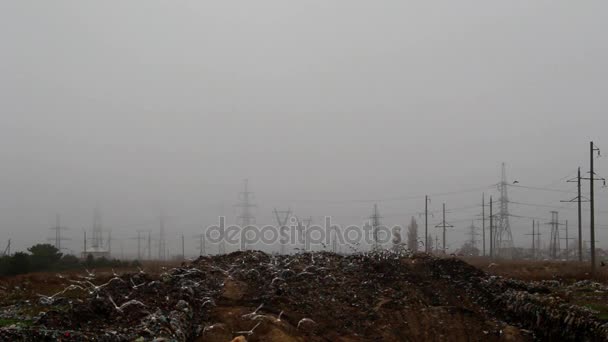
<box><xmin>1</xmin><ymin>1</ymin><xmax>607</xmax><ymax>257</ymax></box>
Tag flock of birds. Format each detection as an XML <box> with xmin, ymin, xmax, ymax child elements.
<box><xmin>12</xmin><ymin>247</ymin><xmax>608</xmax><ymax>341</ymax></box>
<box><xmin>36</xmin><ymin>257</ymin><xmax>323</xmax><ymax>340</ymax></box>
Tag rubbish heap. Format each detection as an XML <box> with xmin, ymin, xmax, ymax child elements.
<box><xmin>0</xmin><ymin>250</ymin><xmax>607</xmax><ymax>341</ymax></box>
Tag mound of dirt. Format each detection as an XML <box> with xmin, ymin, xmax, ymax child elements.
<box><xmin>1</xmin><ymin>250</ymin><xmax>607</xmax><ymax>341</ymax></box>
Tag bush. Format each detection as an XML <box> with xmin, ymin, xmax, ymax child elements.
<box><xmin>0</xmin><ymin>244</ymin><xmax>131</xmax><ymax>277</ymax></box>
<box><xmin>28</xmin><ymin>244</ymin><xmax>62</xmax><ymax>271</ymax></box>
<box><xmin>7</xmin><ymin>252</ymin><xmax>30</xmax><ymax>275</ymax></box>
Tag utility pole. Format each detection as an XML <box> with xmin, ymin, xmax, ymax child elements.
<box><xmin>370</xmin><ymin>204</ymin><xmax>382</xmax><ymax>251</ymax></box>
<box><xmin>536</xmin><ymin>220</ymin><xmax>541</xmax><ymax>258</ymax></box>
<box><xmin>147</xmin><ymin>231</ymin><xmax>152</xmax><ymax>260</ymax></box>
<box><xmin>83</xmin><ymin>231</ymin><xmax>87</xmax><ymax>259</ymax></box>
<box><xmin>274</xmin><ymin>208</ymin><xmax>292</xmax><ymax>254</ymax></box>
<box><xmin>331</xmin><ymin>225</ymin><xmax>339</xmax><ymax>253</ymax></box>
<box><xmin>194</xmin><ymin>228</ymin><xmax>207</xmax><ymax>256</ymax></box>
<box><xmin>425</xmin><ymin>195</ymin><xmax>429</xmax><ymax>253</ymax></box>
<box><xmin>590</xmin><ymin>142</ymin><xmax>596</xmax><ymax>273</ymax></box>
<box><xmin>562</xmin><ymin>167</ymin><xmax>588</xmax><ymax>262</ymax></box>
<box><xmin>182</xmin><ymin>233</ymin><xmax>185</xmax><ymax>260</ymax></box>
<box><xmin>481</xmin><ymin>193</ymin><xmax>486</xmax><ymax>256</ymax></box>
<box><xmin>531</xmin><ymin>220</ymin><xmax>536</xmax><ymax>259</ymax></box>
<box><xmin>525</xmin><ymin>220</ymin><xmax>541</xmax><ymax>260</ymax></box>
<box><xmin>158</xmin><ymin>215</ymin><xmax>165</xmax><ymax>261</ymax></box>
<box><xmin>132</xmin><ymin>230</ymin><xmax>147</xmax><ymax>260</ymax></box>
<box><xmin>218</xmin><ymin>203</ymin><xmax>226</xmax><ymax>255</ymax></box>
<box><xmin>584</xmin><ymin>142</ymin><xmax>606</xmax><ymax>276</ymax></box>
<box><xmin>202</xmin><ymin>226</ymin><xmax>207</xmax><ymax>256</ymax></box>
<box><xmin>561</xmin><ymin>220</ymin><xmax>574</xmax><ymax>261</ymax></box>
<box><xmin>434</xmin><ymin>203</ymin><xmax>454</xmax><ymax>254</ymax></box>
<box><xmin>489</xmin><ymin>196</ymin><xmax>493</xmax><ymax>259</ymax></box>
<box><xmin>302</xmin><ymin>217</ymin><xmax>313</xmax><ymax>252</ymax></box>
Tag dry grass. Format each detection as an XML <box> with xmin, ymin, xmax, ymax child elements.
<box><xmin>462</xmin><ymin>257</ymin><xmax>608</xmax><ymax>283</ymax></box>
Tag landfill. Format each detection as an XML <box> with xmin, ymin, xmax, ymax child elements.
<box><xmin>1</xmin><ymin>250</ymin><xmax>607</xmax><ymax>341</ymax></box>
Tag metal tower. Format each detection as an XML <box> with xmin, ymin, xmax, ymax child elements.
<box><xmin>48</xmin><ymin>214</ymin><xmax>70</xmax><ymax>251</ymax></box>
<box><xmin>236</xmin><ymin>179</ymin><xmax>256</xmax><ymax>250</ymax></box>
<box><xmin>158</xmin><ymin>214</ymin><xmax>166</xmax><ymax>260</ymax></box>
<box><xmin>92</xmin><ymin>208</ymin><xmax>104</xmax><ymax>249</ymax></box>
<box><xmin>273</xmin><ymin>208</ymin><xmax>292</xmax><ymax>254</ymax></box>
<box><xmin>548</xmin><ymin>211</ymin><xmax>561</xmax><ymax>259</ymax></box>
<box><xmin>370</xmin><ymin>204</ymin><xmax>382</xmax><ymax>250</ymax></box>
<box><xmin>1</xmin><ymin>240</ymin><xmax>10</xmax><ymax>256</ymax></box>
<box><xmin>495</xmin><ymin>163</ymin><xmax>514</xmax><ymax>258</ymax></box>
<box><xmin>466</xmin><ymin>221</ymin><xmax>480</xmax><ymax>249</ymax></box>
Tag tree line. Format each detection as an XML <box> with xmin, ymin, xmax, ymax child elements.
<box><xmin>0</xmin><ymin>243</ymin><xmax>135</xmax><ymax>276</ymax></box>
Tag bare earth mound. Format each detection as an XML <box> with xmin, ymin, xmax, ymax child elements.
<box><xmin>1</xmin><ymin>250</ymin><xmax>607</xmax><ymax>341</ymax></box>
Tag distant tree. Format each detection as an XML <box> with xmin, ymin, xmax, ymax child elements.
<box><xmin>407</xmin><ymin>217</ymin><xmax>418</xmax><ymax>252</ymax></box>
<box><xmin>459</xmin><ymin>242</ymin><xmax>480</xmax><ymax>257</ymax></box>
<box><xmin>0</xmin><ymin>256</ymin><xmax>10</xmax><ymax>275</ymax></box>
<box><xmin>391</xmin><ymin>225</ymin><xmax>403</xmax><ymax>251</ymax></box>
<box><xmin>85</xmin><ymin>254</ymin><xmax>94</xmax><ymax>267</ymax></box>
<box><xmin>7</xmin><ymin>252</ymin><xmax>30</xmax><ymax>275</ymax></box>
<box><xmin>58</xmin><ymin>254</ymin><xmax>80</xmax><ymax>269</ymax></box>
<box><xmin>28</xmin><ymin>244</ymin><xmax>62</xmax><ymax>271</ymax></box>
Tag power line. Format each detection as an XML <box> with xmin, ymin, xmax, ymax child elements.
<box><xmin>278</xmin><ymin>185</ymin><xmax>496</xmax><ymax>204</ymax></box>
<box><xmin>507</xmin><ymin>184</ymin><xmax>577</xmax><ymax>195</ymax></box>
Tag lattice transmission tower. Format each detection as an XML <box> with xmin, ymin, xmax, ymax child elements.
<box><xmin>494</xmin><ymin>163</ymin><xmax>514</xmax><ymax>258</ymax></box>
<box><xmin>236</xmin><ymin>179</ymin><xmax>256</xmax><ymax>250</ymax></box>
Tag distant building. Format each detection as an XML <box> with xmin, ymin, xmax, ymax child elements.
<box><xmin>81</xmin><ymin>207</ymin><xmax>110</xmax><ymax>259</ymax></box>
<box><xmin>81</xmin><ymin>246</ymin><xmax>110</xmax><ymax>260</ymax></box>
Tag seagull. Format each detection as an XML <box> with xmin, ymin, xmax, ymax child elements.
<box><xmin>79</xmin><ymin>268</ymin><xmax>96</xmax><ymax>280</ymax></box>
<box><xmin>297</xmin><ymin>318</ymin><xmax>316</xmax><ymax>329</ymax></box>
<box><xmin>513</xmin><ymin>181</ymin><xmax>519</xmax><ymax>184</ymax></box>
<box><xmin>242</xmin><ymin>303</ymin><xmax>264</xmax><ymax>320</ymax></box>
<box><xmin>130</xmin><ymin>278</ymin><xmax>147</xmax><ymax>290</ymax></box>
<box><xmin>107</xmin><ymin>296</ymin><xmax>146</xmax><ymax>313</ymax></box>
<box><xmin>270</xmin><ymin>277</ymin><xmax>285</xmax><ymax>286</ymax></box>
<box><xmin>253</xmin><ymin>310</ymin><xmax>285</xmax><ymax>323</ymax></box>
<box><xmin>37</xmin><ymin>285</ymin><xmax>85</xmax><ymax>305</ymax></box>
<box><xmin>201</xmin><ymin>298</ymin><xmax>215</xmax><ymax>307</ymax></box>
<box><xmin>203</xmin><ymin>323</ymin><xmax>227</xmax><ymax>335</ymax></box>
<box><xmin>137</xmin><ymin>266</ymin><xmax>146</xmax><ymax>275</ymax></box>
<box><xmin>234</xmin><ymin>322</ymin><xmax>261</xmax><ymax>337</ymax></box>
<box><xmin>86</xmin><ymin>277</ymin><xmax>124</xmax><ymax>292</ymax></box>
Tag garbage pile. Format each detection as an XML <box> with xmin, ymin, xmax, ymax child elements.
<box><xmin>0</xmin><ymin>250</ymin><xmax>607</xmax><ymax>341</ymax></box>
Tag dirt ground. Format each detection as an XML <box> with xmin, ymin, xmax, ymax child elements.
<box><xmin>1</xmin><ymin>251</ymin><xmax>608</xmax><ymax>341</ymax></box>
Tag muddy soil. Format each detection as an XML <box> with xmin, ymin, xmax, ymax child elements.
<box><xmin>1</xmin><ymin>250</ymin><xmax>607</xmax><ymax>341</ymax></box>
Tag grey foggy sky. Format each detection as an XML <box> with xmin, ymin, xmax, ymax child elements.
<box><xmin>1</xmin><ymin>1</ymin><xmax>607</xmax><ymax>256</ymax></box>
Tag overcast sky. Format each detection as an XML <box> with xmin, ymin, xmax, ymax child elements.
<box><xmin>1</xmin><ymin>1</ymin><xmax>607</xmax><ymax>257</ymax></box>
